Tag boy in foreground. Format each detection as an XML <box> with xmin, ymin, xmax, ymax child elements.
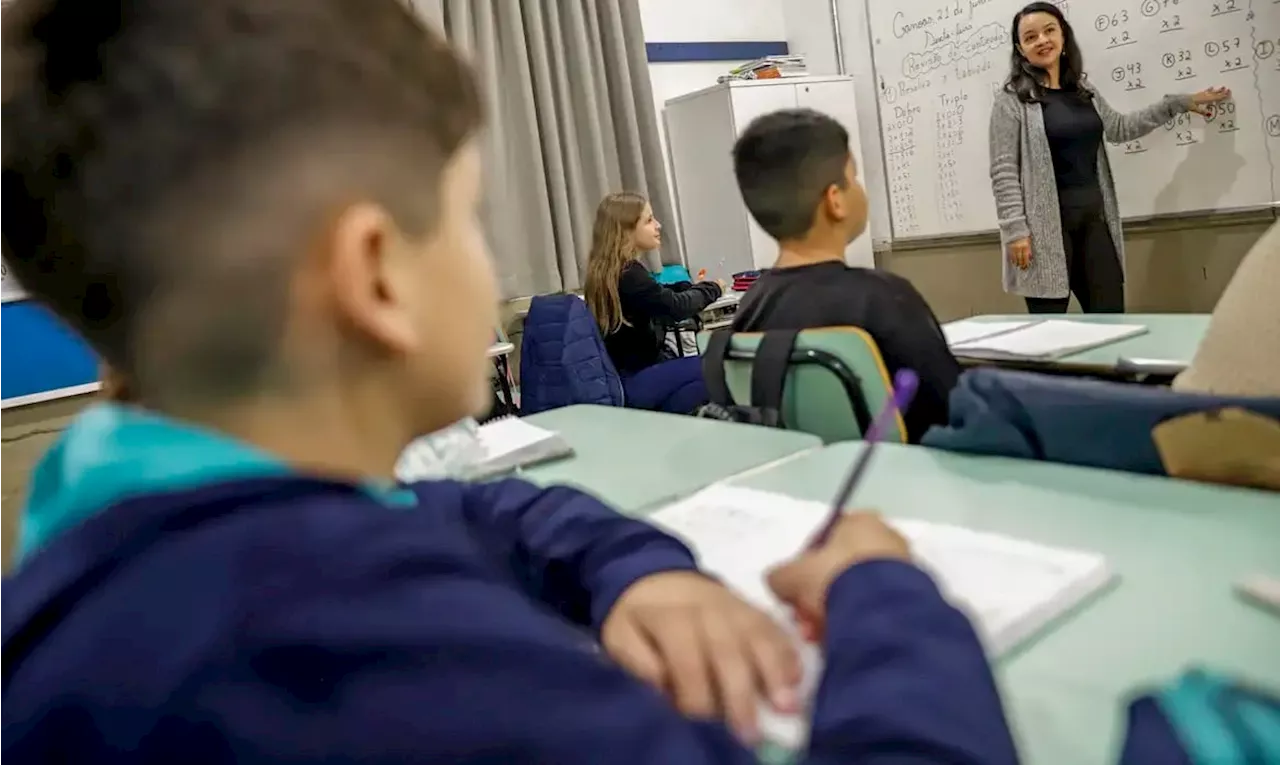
<box><xmin>730</xmin><ymin>110</ymin><xmax>962</xmax><ymax>442</ymax></box>
<box><xmin>1</xmin><ymin>1</ymin><xmax>1016</xmax><ymax>762</ymax></box>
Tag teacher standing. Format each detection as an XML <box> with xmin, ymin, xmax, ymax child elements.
<box><xmin>988</xmin><ymin>2</ymin><xmax>1230</xmax><ymax>314</ymax></box>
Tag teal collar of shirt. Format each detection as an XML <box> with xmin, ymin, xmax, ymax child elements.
<box><xmin>19</xmin><ymin>403</ymin><xmax>415</xmax><ymax>562</ymax></box>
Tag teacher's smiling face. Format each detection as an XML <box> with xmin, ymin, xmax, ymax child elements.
<box><xmin>1016</xmin><ymin>11</ymin><xmax>1064</xmax><ymax>70</ymax></box>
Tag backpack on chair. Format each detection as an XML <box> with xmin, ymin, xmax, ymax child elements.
<box><xmin>694</xmin><ymin>327</ymin><xmax>890</xmax><ymax>443</ymax></box>
<box><xmin>695</xmin><ymin>329</ymin><xmax>799</xmax><ymax>428</ymax></box>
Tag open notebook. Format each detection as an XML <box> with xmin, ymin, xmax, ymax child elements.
<box><xmin>943</xmin><ymin>319</ymin><xmax>1147</xmax><ymax>360</ymax></box>
<box><xmin>941</xmin><ymin>319</ymin><xmax>1033</xmax><ymax>347</ymax></box>
<box><xmin>649</xmin><ymin>485</ymin><xmax>1113</xmax><ymax>749</ymax></box>
<box><xmin>396</xmin><ymin>416</ymin><xmax>573</xmax><ymax>482</ymax></box>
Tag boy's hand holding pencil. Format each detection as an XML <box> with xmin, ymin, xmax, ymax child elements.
<box><xmin>771</xmin><ymin>368</ymin><xmax>920</xmax><ymax>642</ymax></box>
<box><xmin>767</xmin><ymin>513</ymin><xmax>912</xmax><ymax>642</ymax></box>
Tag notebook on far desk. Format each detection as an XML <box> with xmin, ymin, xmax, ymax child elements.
<box><xmin>703</xmin><ymin>291</ymin><xmax>743</xmax><ymax>316</ymax></box>
<box><xmin>396</xmin><ymin>416</ymin><xmax>574</xmax><ymax>483</ymax></box>
<box><xmin>650</xmin><ymin>485</ymin><xmax>1114</xmax><ymax>749</ymax></box>
<box><xmin>949</xmin><ymin>319</ymin><xmax>1147</xmax><ymax>360</ymax></box>
<box><xmin>942</xmin><ymin>319</ymin><xmax>1032</xmax><ymax>347</ymax></box>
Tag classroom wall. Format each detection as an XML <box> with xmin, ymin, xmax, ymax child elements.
<box><xmin>640</xmin><ymin>0</ymin><xmax>788</xmax><ymax>128</ymax></box>
<box><xmin>780</xmin><ymin>0</ymin><xmax>894</xmax><ymax>250</ymax></box>
<box><xmin>879</xmin><ymin>218</ymin><xmax>1274</xmax><ymax>322</ymax></box>
<box><xmin>2</xmin><ymin>397</ymin><xmax>90</xmax><ymax>573</ymax></box>
<box><xmin>638</xmin><ymin>0</ymin><xmax>789</xmax><ymax>240</ymax></box>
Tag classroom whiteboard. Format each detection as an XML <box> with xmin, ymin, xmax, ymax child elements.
<box><xmin>869</xmin><ymin>0</ymin><xmax>1280</xmax><ymax>239</ymax></box>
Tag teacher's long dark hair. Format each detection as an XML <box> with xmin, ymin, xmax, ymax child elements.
<box><xmin>1004</xmin><ymin>2</ymin><xmax>1090</xmax><ymax>103</ymax></box>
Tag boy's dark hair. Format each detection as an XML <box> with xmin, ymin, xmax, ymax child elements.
<box><xmin>2</xmin><ymin>0</ymin><xmax>481</xmax><ymax>408</ymax></box>
<box><xmin>732</xmin><ymin>109</ymin><xmax>850</xmax><ymax>242</ymax></box>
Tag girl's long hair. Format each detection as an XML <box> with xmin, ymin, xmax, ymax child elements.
<box><xmin>583</xmin><ymin>191</ymin><xmax>647</xmax><ymax>334</ymax></box>
<box><xmin>1003</xmin><ymin>2</ymin><xmax>1090</xmax><ymax>103</ymax></box>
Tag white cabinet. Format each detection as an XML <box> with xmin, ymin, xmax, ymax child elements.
<box><xmin>663</xmin><ymin>76</ymin><xmax>875</xmax><ymax>282</ymax></box>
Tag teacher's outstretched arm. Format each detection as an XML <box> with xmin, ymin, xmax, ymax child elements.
<box><xmin>1089</xmin><ymin>84</ymin><xmax>1232</xmax><ymax>144</ymax></box>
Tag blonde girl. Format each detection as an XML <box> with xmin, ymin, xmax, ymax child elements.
<box><xmin>583</xmin><ymin>191</ymin><xmax>721</xmax><ymax>413</ymax></box>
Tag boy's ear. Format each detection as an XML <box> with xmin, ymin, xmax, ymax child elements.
<box><xmin>822</xmin><ymin>183</ymin><xmax>849</xmax><ymax>222</ymax></box>
<box><xmin>326</xmin><ymin>202</ymin><xmax>421</xmax><ymax>355</ymax></box>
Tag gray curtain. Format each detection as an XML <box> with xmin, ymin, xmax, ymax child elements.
<box><xmin>410</xmin><ymin>0</ymin><xmax>681</xmax><ymax>297</ymax></box>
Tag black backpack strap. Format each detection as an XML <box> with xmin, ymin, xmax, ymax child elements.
<box><xmin>701</xmin><ymin>329</ymin><xmax>735</xmax><ymax>406</ymax></box>
<box><xmin>750</xmin><ymin>330</ymin><xmax>799</xmax><ymax>428</ymax></box>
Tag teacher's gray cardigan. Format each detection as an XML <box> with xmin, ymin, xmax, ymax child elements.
<box><xmin>987</xmin><ymin>83</ymin><xmax>1193</xmax><ymax>299</ymax></box>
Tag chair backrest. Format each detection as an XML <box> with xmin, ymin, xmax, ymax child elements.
<box><xmin>519</xmin><ymin>294</ymin><xmax>624</xmax><ymax>414</ymax></box>
<box><xmin>698</xmin><ymin>327</ymin><xmax>905</xmax><ymax>444</ymax></box>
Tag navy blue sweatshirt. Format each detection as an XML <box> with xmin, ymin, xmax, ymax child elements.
<box><xmin>3</xmin><ymin>404</ymin><xmax>1019</xmax><ymax>763</ymax></box>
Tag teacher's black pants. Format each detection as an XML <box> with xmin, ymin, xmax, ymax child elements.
<box><xmin>1024</xmin><ymin>186</ymin><xmax>1126</xmax><ymax>314</ymax></box>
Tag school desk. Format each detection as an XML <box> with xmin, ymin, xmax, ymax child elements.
<box><xmin>518</xmin><ymin>405</ymin><xmax>820</xmax><ymax>514</ymax></box>
<box><xmin>722</xmin><ymin>441</ymin><xmax>1280</xmax><ymax>765</ymax></box>
<box><xmin>956</xmin><ymin>313</ymin><xmax>1209</xmax><ymax>380</ymax></box>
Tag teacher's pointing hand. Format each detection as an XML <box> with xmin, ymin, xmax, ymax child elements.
<box><xmin>1189</xmin><ymin>86</ymin><xmax>1232</xmax><ymax>117</ymax></box>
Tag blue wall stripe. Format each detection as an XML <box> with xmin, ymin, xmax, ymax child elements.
<box><xmin>645</xmin><ymin>41</ymin><xmax>788</xmax><ymax>63</ymax></box>
<box><xmin>2</xmin><ymin>300</ymin><xmax>99</xmax><ymax>401</ymax></box>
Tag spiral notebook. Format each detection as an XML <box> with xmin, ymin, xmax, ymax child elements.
<box><xmin>396</xmin><ymin>416</ymin><xmax>573</xmax><ymax>482</ymax></box>
<box><xmin>650</xmin><ymin>485</ymin><xmax>1114</xmax><ymax>749</ymax></box>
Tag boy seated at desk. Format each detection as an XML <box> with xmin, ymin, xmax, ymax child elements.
<box><xmin>1</xmin><ymin>0</ymin><xmax>1015</xmax><ymax>762</ymax></box>
<box><xmin>730</xmin><ymin>109</ymin><xmax>961</xmax><ymax>442</ymax></box>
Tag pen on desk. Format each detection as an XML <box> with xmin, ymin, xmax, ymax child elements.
<box><xmin>809</xmin><ymin>368</ymin><xmax>919</xmax><ymax>547</ymax></box>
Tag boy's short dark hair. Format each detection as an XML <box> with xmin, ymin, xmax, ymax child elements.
<box><xmin>2</xmin><ymin>0</ymin><xmax>481</xmax><ymax>407</ymax></box>
<box><xmin>732</xmin><ymin>109</ymin><xmax>850</xmax><ymax>242</ymax></box>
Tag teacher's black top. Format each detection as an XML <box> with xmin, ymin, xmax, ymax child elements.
<box><xmin>1040</xmin><ymin>85</ymin><xmax>1104</xmax><ymax>195</ymax></box>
